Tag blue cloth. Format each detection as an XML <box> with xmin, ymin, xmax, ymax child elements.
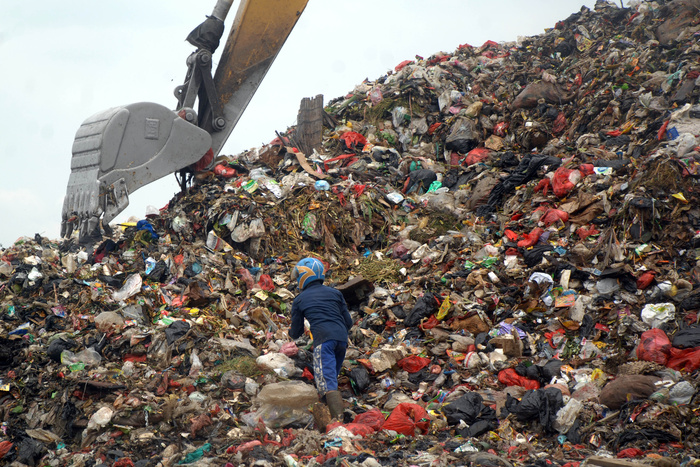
<box><xmin>136</xmin><ymin>220</ymin><xmax>159</xmax><ymax>240</ymax></box>
<box><xmin>289</xmin><ymin>281</ymin><xmax>352</xmax><ymax>345</ymax></box>
<box><xmin>313</xmin><ymin>340</ymin><xmax>347</xmax><ymax>395</ymax></box>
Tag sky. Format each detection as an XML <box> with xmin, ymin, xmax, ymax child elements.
<box><xmin>0</xmin><ymin>0</ymin><xmax>599</xmax><ymax>248</ymax></box>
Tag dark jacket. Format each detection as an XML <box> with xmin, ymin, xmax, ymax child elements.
<box><xmin>290</xmin><ymin>281</ymin><xmax>352</xmax><ymax>345</ymax></box>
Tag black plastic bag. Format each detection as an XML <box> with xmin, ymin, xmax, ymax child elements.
<box><xmin>404</xmin><ymin>169</ymin><xmax>437</xmax><ymax>194</ymax></box>
<box><xmin>147</xmin><ymin>260</ymin><xmax>170</xmax><ymax>283</ymax></box>
<box><xmin>445</xmin><ymin>117</ymin><xmax>479</xmax><ymax>153</ymax></box>
<box><xmin>165</xmin><ymin>321</ymin><xmax>191</xmax><ymax>345</ymax></box>
<box><xmin>404</xmin><ymin>293</ymin><xmax>439</xmax><ymax>327</ymax></box>
<box><xmin>458</xmin><ymin>419</ymin><xmax>496</xmax><ymax>438</ymax></box>
<box><xmin>503</xmin><ymin>387</ymin><xmax>563</xmax><ymax>433</ymax></box>
<box><xmin>477</xmin><ymin>154</ymin><xmax>561</xmax><ymax>216</ymax></box>
<box><xmin>443</xmin><ymin>392</ymin><xmax>496</xmax><ymax>426</ymax></box>
<box><xmin>349</xmin><ymin>367</ymin><xmax>371</xmax><ymax>394</ymax></box>
<box><xmin>672</xmin><ymin>327</ymin><xmax>700</xmax><ymax>348</ymax></box>
<box><xmin>47</xmin><ymin>337</ymin><xmax>77</xmax><ymax>363</ymax></box>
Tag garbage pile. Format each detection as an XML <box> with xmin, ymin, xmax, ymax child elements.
<box><xmin>4</xmin><ymin>0</ymin><xmax>700</xmax><ymax>465</ymax></box>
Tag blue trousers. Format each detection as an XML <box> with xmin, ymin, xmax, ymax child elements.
<box><xmin>313</xmin><ymin>340</ymin><xmax>347</xmax><ymax>396</ymax></box>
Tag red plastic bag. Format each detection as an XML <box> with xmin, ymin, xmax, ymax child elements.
<box><xmin>397</xmin><ymin>355</ymin><xmax>431</xmax><ymax>373</ymax></box>
<box><xmin>636</xmin><ymin>271</ymin><xmax>656</xmax><ymax>290</ymax></box>
<box><xmin>381</xmin><ymin>403</ymin><xmax>430</xmax><ymax>436</ymax></box>
<box><xmin>637</xmin><ymin>328</ymin><xmax>671</xmax><ymax>365</ymax></box>
<box><xmin>576</xmin><ymin>225</ymin><xmax>600</xmax><ymax>240</ymax></box>
<box><xmin>617</xmin><ymin>448</ymin><xmax>645</xmax><ymax>459</ymax></box>
<box><xmin>419</xmin><ymin>315</ymin><xmax>439</xmax><ymax>331</ymax></box>
<box><xmin>237</xmin><ymin>268</ymin><xmax>255</xmax><ymax>289</ymax></box>
<box><xmin>214</xmin><ymin>163</ymin><xmax>237</xmax><ymax>178</ymax></box>
<box><xmin>552</xmin><ymin>112</ymin><xmax>567</xmax><ymax>135</ymax></box>
<box><xmin>494</xmin><ymin>122</ymin><xmax>509</xmax><ymax>136</ymax></box>
<box><xmin>463</xmin><ymin>147</ymin><xmax>491</xmax><ymax>166</ymax></box>
<box><xmin>498</xmin><ymin>368</ymin><xmax>540</xmax><ymax>390</ymax></box>
<box><xmin>325</xmin><ymin>422</ymin><xmax>375</xmax><ymax>437</ymax></box>
<box><xmin>258</xmin><ymin>274</ymin><xmax>275</xmax><ymax>291</ymax></box>
<box><xmin>667</xmin><ymin>347</ymin><xmax>700</xmax><ymax>372</ymax></box>
<box><xmin>504</xmin><ymin>229</ymin><xmax>519</xmax><ymax>242</ymax></box>
<box><xmin>579</xmin><ymin>163</ymin><xmax>595</xmax><ymax>176</ymax></box>
<box><xmin>534</xmin><ymin>178</ymin><xmax>550</xmax><ymax>196</ymax></box>
<box><xmin>540</xmin><ymin>209</ymin><xmax>569</xmax><ymax>226</ymax></box>
<box><xmin>517</xmin><ymin>228</ymin><xmax>544</xmax><ymax>248</ymax></box>
<box><xmin>193</xmin><ymin>148</ymin><xmax>214</xmax><ymax>172</ymax></box>
<box><xmin>395</xmin><ymin>60</ymin><xmax>414</xmax><ymax>71</ymax></box>
<box><xmin>353</xmin><ymin>409</ymin><xmax>386</xmax><ymax>431</ymax></box>
<box><xmin>551</xmin><ymin>167</ymin><xmax>580</xmax><ymax>198</ymax></box>
<box><xmin>340</xmin><ymin>131</ymin><xmax>367</xmax><ymax>150</ymax></box>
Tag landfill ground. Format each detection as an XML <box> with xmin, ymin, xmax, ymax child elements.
<box><xmin>5</xmin><ymin>1</ymin><xmax>700</xmax><ymax>466</ymax></box>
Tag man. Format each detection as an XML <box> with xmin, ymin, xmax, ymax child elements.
<box><xmin>290</xmin><ymin>257</ymin><xmax>352</xmax><ymax>422</ymax></box>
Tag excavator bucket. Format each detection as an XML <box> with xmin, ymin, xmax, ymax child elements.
<box><xmin>61</xmin><ymin>0</ymin><xmax>308</xmax><ymax>242</ymax></box>
<box><xmin>61</xmin><ymin>103</ymin><xmax>211</xmax><ymax>241</ymax></box>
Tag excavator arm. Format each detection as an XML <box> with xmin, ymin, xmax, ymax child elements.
<box><xmin>61</xmin><ymin>0</ymin><xmax>308</xmax><ymax>242</ymax></box>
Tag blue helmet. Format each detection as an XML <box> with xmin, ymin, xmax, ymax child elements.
<box><xmin>293</xmin><ymin>257</ymin><xmax>325</xmax><ymax>290</ymax></box>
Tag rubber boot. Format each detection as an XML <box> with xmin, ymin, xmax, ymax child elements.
<box><xmin>325</xmin><ymin>390</ymin><xmax>344</xmax><ymax>421</ymax></box>
<box><xmin>312</xmin><ymin>402</ymin><xmax>332</xmax><ymax>432</ymax></box>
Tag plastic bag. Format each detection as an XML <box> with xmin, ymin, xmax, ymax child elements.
<box><xmin>241</xmin><ymin>404</ymin><xmax>312</xmax><ymax>429</ymax></box>
<box><xmin>517</xmin><ymin>228</ymin><xmax>544</xmax><ymax>248</ymax></box>
<box><xmin>553</xmin><ymin>398</ymin><xmax>583</xmax><ymax>434</ymax></box>
<box><xmin>353</xmin><ymin>409</ymin><xmax>386</xmax><ymax>431</ymax></box>
<box><xmin>280</xmin><ymin>342</ymin><xmax>298</xmax><ymax>357</ymax></box>
<box><xmin>94</xmin><ymin>311</ymin><xmax>124</xmax><ymax>333</ymax></box>
<box><xmin>672</xmin><ymin>327</ymin><xmax>700</xmax><ymax>348</ymax></box>
<box><xmin>445</xmin><ymin>117</ymin><xmax>478</xmax><ymax>153</ymax></box>
<box><xmin>340</xmin><ymin>131</ymin><xmax>367</xmax><ymax>150</ymax></box>
<box><xmin>349</xmin><ymin>367</ymin><xmax>371</xmax><ymax>394</ymax></box>
<box><xmin>404</xmin><ymin>293</ymin><xmax>439</xmax><ymax>327</ymax></box>
<box><xmin>258</xmin><ymin>274</ymin><xmax>275</xmax><ymax>291</ymax></box>
<box><xmin>443</xmin><ymin>392</ymin><xmax>496</xmax><ymax>426</ymax></box>
<box><xmin>599</xmin><ymin>375</ymin><xmax>659</xmax><ymax>410</ymax></box>
<box><xmin>503</xmin><ymin>387</ymin><xmax>563</xmax><ymax>433</ymax></box>
<box><xmin>61</xmin><ymin>347</ymin><xmax>102</xmax><ymax>368</ymax></box>
<box><xmin>112</xmin><ymin>274</ymin><xmax>142</xmax><ymax>301</ymax></box>
<box><xmin>540</xmin><ymin>208</ymin><xmax>569</xmax><ymax>226</ymax></box>
<box><xmin>641</xmin><ymin>303</ymin><xmax>675</xmax><ymax>328</ymax></box>
<box><xmin>397</xmin><ymin>355</ymin><xmax>431</xmax><ymax>373</ymax></box>
<box><xmin>325</xmin><ymin>421</ymin><xmax>374</xmax><ymax>437</ymax></box>
<box><xmin>498</xmin><ymin>368</ymin><xmax>540</xmax><ymax>390</ymax></box>
<box><xmin>231</xmin><ymin>218</ymin><xmax>265</xmax><ymax>242</ymax></box>
<box><xmin>381</xmin><ymin>403</ymin><xmax>430</xmax><ymax>436</ymax></box>
<box><xmin>237</xmin><ymin>268</ymin><xmax>256</xmax><ymax>289</ymax></box>
<box><xmin>637</xmin><ymin>328</ymin><xmax>671</xmax><ymax>365</ymax></box>
<box><xmin>551</xmin><ymin>167</ymin><xmax>581</xmax><ymax>198</ymax></box>
<box><xmin>256</xmin><ymin>354</ymin><xmax>300</xmax><ymax>379</ymax></box>
<box><xmin>667</xmin><ymin>347</ymin><xmax>700</xmax><ymax>372</ymax></box>
<box><xmin>463</xmin><ymin>147</ymin><xmax>491</xmax><ymax>166</ymax></box>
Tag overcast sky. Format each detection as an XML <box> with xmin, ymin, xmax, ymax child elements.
<box><xmin>0</xmin><ymin>0</ymin><xmax>599</xmax><ymax>248</ymax></box>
